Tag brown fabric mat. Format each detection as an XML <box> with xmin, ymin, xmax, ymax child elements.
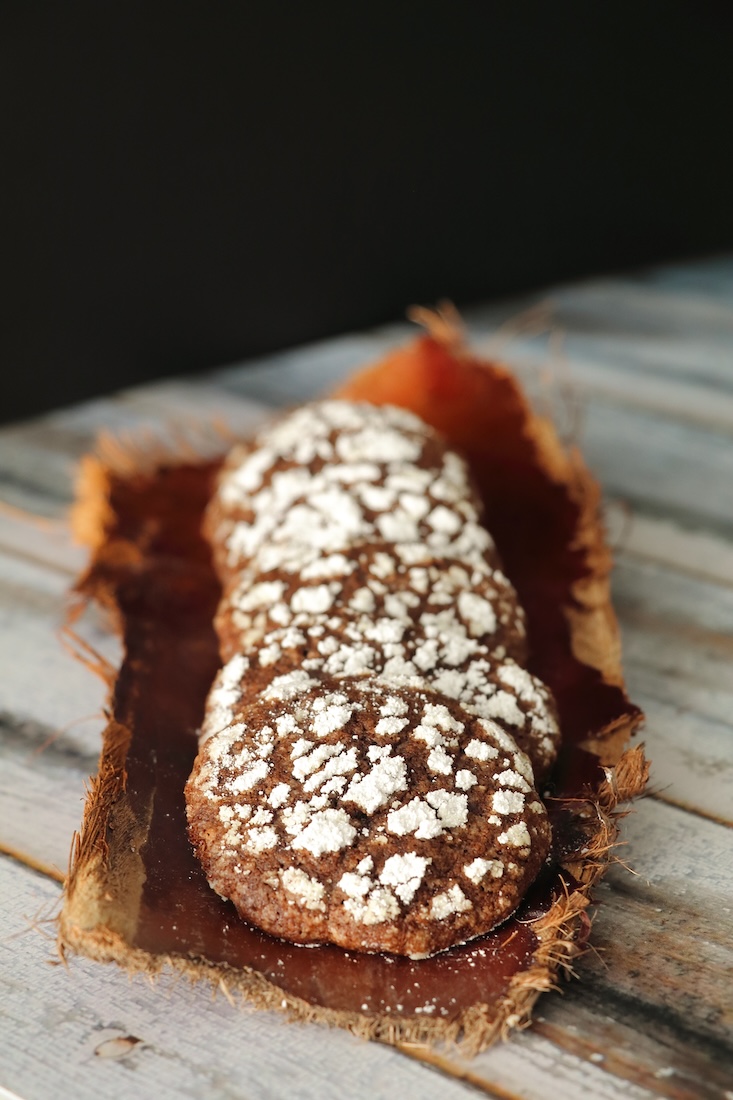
<box><xmin>58</xmin><ymin>325</ymin><xmax>647</xmax><ymax>1053</ymax></box>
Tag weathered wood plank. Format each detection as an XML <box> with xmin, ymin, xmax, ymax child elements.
<box><xmin>0</xmin><ymin>539</ymin><xmax>119</xmax><ymax>875</ymax></box>
<box><xmin>612</xmin><ymin>554</ymin><xmax>733</xmax><ymax>823</ymax></box>
<box><xmin>60</xmin><ymin>379</ymin><xmax>271</xmax><ymax>443</ymax></box>
<box><xmin>2</xmin><ymin>541</ymin><xmax>726</xmax><ymax>1082</ymax></box>
<box><xmin>2</xmin><ymin>258</ymin><xmax>732</xmax><ymax>1099</ymax></box>
<box><xmin>0</xmin><ymin>511</ymin><xmax>85</xmax><ymax>578</ymax></box>
<box><xmin>3</xmin><ymin>323</ymin><xmax>733</xmax><ymax>546</ymax></box>
<box><xmin>207</xmin><ymin>328</ymin><xmax>410</xmax><ymax>407</ymax></box>
<box><xmin>0</xmin><ymin>547</ymin><xmax>111</xmax><ymax>876</ymax></box>
<box><xmin>0</xmin><ymin>859</ymin><xmax>481</xmax><ymax>1100</ymax></box>
<box><xmin>490</xmin><ymin>349</ymin><xmax>733</xmax><ymax>433</ymax></box>
<box><xmin>0</xmin><ymin>387</ymin><xmax>269</xmax><ymax>517</ymax></box>
<box><xmin>0</xmin><ymin>430</ymin><xmax>77</xmax><ymax>517</ymax></box>
<box><xmin>5</xmin><ymin>482</ymin><xmax>732</xmax><ymax>618</ymax></box>
<box><xmin>3</xmin><ymin>495</ymin><xmax>733</xmax><ymax>866</ymax></box>
<box><xmin>605</xmin><ymin>503</ymin><xmax>733</xmax><ymax>589</ymax></box>
<box><xmin>0</xmin><ymin>712</ymin><xmax>99</xmax><ymax>879</ymax></box>
<box><xmin>629</xmin><ymin>691</ymin><xmax>733</xmax><ymax>824</ymax></box>
<box><xmin>548</xmin><ymin>278</ymin><xmax>733</xmax><ymax>350</ymax></box>
<box><xmin>447</xmin><ymin>797</ymin><xmax>733</xmax><ymax>1100</ymax></box>
<box><xmin>2</xmin><ymin>547</ymin><xmax>730</xmax><ymax>1094</ymax></box>
<box><xmin>212</xmin><ymin>332</ymin><xmax>733</xmax><ymax>439</ymax></box>
<box><xmin>613</xmin><ymin>553</ymin><xmax>733</xmax><ymax>639</ymax></box>
<box><xmin>579</xmin><ymin>405</ymin><xmax>733</xmax><ymax>536</ymax></box>
<box><xmin>650</xmin><ymin>255</ymin><xmax>733</xmax><ymax>301</ymax></box>
<box><xmin>7</xmin><ymin>801</ymin><xmax>731</xmax><ymax>1100</ymax></box>
<box><xmin>0</xmin><ymin>550</ymin><xmax>117</xmax><ymax>736</ymax></box>
<box><xmin>207</xmin><ymin>328</ymin><xmax>733</xmax><ymax>535</ymax></box>
<box><xmin>3</xmin><ymin>625</ymin><xmax>732</xmax><ymax>1083</ymax></box>
<box><xmin>411</xmin><ymin>1033</ymin><xmax>660</xmax><ymax>1100</ymax></box>
<box><xmin>619</xmin><ymin>629</ymin><xmax>733</xmax><ymax>825</ymax></box>
<box><xmin>0</xmin><ymin>853</ymin><xmax>660</xmax><ymax>1100</ymax></box>
<box><xmin>575</xmin><ymin>798</ymin><xmax>733</xmax><ymax>1050</ymax></box>
<box><xmin>519</xmin><ymin>321</ymin><xmax>733</xmax><ymax>400</ymax></box>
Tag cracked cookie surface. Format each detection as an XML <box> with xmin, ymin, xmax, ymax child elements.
<box><xmin>187</xmin><ymin>400</ymin><xmax>559</xmax><ymax>956</ymax></box>
<box><xmin>186</xmin><ymin>678</ymin><xmax>551</xmax><ymax>957</ymax></box>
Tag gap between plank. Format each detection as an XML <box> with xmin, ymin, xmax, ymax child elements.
<box><xmin>531</xmin><ymin>1019</ymin><xmax>713</xmax><ymax>1100</ymax></box>
<box><xmin>619</xmin><ymin>545</ymin><xmax>733</xmax><ymax>594</ymax></box>
<box><xmin>0</xmin><ymin>539</ymin><xmax>78</xmax><ymax>579</ymax></box>
<box><xmin>646</xmin><ymin>790</ymin><xmax>733</xmax><ymax>831</ymax></box>
<box><xmin>0</xmin><ymin>842</ymin><xmax>65</xmax><ymax>884</ymax></box>
<box><xmin>396</xmin><ymin>1046</ymin><xmax>521</xmax><ymax>1100</ymax></box>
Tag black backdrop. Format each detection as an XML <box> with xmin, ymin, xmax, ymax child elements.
<box><xmin>2</xmin><ymin>3</ymin><xmax>733</xmax><ymax>424</ymax></box>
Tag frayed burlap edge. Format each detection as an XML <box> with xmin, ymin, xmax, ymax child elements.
<box><xmin>58</xmin><ymin>364</ymin><xmax>648</xmax><ymax>1055</ymax></box>
<box><xmin>334</xmin><ymin>305</ymin><xmax>642</xmax><ymax>765</ymax></box>
<box><xmin>58</xmin><ymin>689</ymin><xmax>648</xmax><ymax>1053</ymax></box>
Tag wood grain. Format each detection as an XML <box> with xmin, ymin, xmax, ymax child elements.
<box><xmin>1</xmin><ymin>255</ymin><xmax>732</xmax><ymax>1098</ymax></box>
<box><xmin>0</xmin><ymin>859</ymin><xmax>482</xmax><ymax>1100</ymax></box>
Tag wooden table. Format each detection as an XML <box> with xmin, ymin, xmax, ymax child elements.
<box><xmin>2</xmin><ymin>257</ymin><xmax>732</xmax><ymax>1100</ymax></box>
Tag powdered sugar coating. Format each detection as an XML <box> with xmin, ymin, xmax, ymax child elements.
<box><xmin>187</xmin><ymin>399</ymin><xmax>560</xmax><ymax>958</ymax></box>
<box><xmin>186</xmin><ymin>678</ymin><xmax>551</xmax><ymax>957</ymax></box>
<box><xmin>206</xmin><ymin>401</ymin><xmax>499</xmax><ymax>577</ymax></box>
<box><xmin>199</xmin><ymin>653</ymin><xmax>250</xmax><ymax>743</ymax></box>
<box><xmin>207</xmin><ymin>608</ymin><xmax>557</xmax><ymax>779</ymax></box>
<box><xmin>217</xmin><ymin>553</ymin><xmax>526</xmax><ymax>663</ymax></box>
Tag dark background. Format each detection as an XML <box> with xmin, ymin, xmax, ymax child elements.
<box><xmin>2</xmin><ymin>3</ymin><xmax>733</xmax><ymax>425</ymax></box>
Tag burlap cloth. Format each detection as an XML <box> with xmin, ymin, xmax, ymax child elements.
<box><xmin>58</xmin><ymin>319</ymin><xmax>647</xmax><ymax>1054</ymax></box>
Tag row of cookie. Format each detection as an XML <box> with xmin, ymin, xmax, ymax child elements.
<box><xmin>188</xmin><ymin>671</ymin><xmax>553</xmax><ymax>958</ymax></box>
<box><xmin>187</xmin><ymin>401</ymin><xmax>557</xmax><ymax>956</ymax></box>
<box><xmin>205</xmin><ymin>399</ymin><xmax>501</xmax><ymax>578</ymax></box>
<box><xmin>202</xmin><ymin>402</ymin><xmax>560</xmax><ymax>782</ymax></box>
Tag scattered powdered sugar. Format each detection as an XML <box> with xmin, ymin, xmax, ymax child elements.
<box><xmin>387</xmin><ymin>797</ymin><xmax>446</xmax><ymax>840</ymax></box>
<box><xmin>344</xmin><ymin>752</ymin><xmax>408</xmax><ymax>813</ymax></box>
<box><xmin>455</xmin><ymin>769</ymin><xmax>477</xmax><ymax>790</ymax></box>
<box><xmin>457</xmin><ymin>591</ymin><xmax>497</xmax><ymax>637</ymax></box>
<box><xmin>192</xmin><ymin>399</ymin><xmax>556</xmax><ymax>952</ymax></box>
<box><xmin>386</xmin><ymin>789</ymin><xmax>468</xmax><ymax>839</ymax></box>
<box><xmin>427</xmin><ymin>745</ymin><xmax>454</xmax><ymax>774</ymax></box>
<box><xmin>422</xmin><ymin>702</ymin><xmax>462</xmax><ymax>733</ymax></box>
<box><xmin>336</xmin><ymin>424</ymin><xmax>422</xmax><ymax>466</ymax></box>
<box><xmin>268</xmin><ymin>783</ymin><xmax>290</xmax><ymax>809</ymax></box>
<box><xmin>301</xmin><ymin>552</ymin><xmax>354</xmax><ymax>580</ymax></box>
<box><xmin>262</xmin><ymin>670</ymin><xmax>319</xmax><ymax>701</ymax></box>
<box><xmin>430</xmin><ymin>884</ymin><xmax>473</xmax><ymax>920</ymax></box>
<box><xmin>493</xmin><ymin>789</ymin><xmax>526</xmax><ymax>815</ymax></box>
<box><xmin>338</xmin><ymin>850</ymin><xmax>431</xmax><ymax>923</ymax></box>
<box><xmin>375</xmin><ymin>715</ymin><xmax>409</xmax><ymax>736</ymax></box>
<box><xmin>339</xmin><ymin>871</ymin><xmax>371</xmax><ymax>900</ymax></box>
<box><xmin>291</xmin><ymin>808</ymin><xmax>357</xmax><ymax>856</ymax></box>
<box><xmin>229</xmin><ymin>758</ymin><xmax>270</xmax><ymax>793</ymax></box>
<box><xmin>498</xmin><ymin>822</ymin><xmax>532</xmax><ymax>849</ymax></box>
<box><xmin>291</xmin><ymin>584</ymin><xmax>338</xmax><ymax>615</ymax></box>
<box><xmin>245</xmin><ymin>825</ymin><xmax>279</xmax><ymax>853</ymax></box>
<box><xmin>465</xmin><ymin>739</ymin><xmax>499</xmax><ymax>762</ymax></box>
<box><xmin>483</xmin><ymin>691</ymin><xmax>525</xmax><ymax>727</ymax></box>
<box><xmin>292</xmin><ymin>741</ymin><xmax>351</xmax><ymax>784</ymax></box>
<box><xmin>496</xmin><ymin>766</ymin><xmax>532</xmax><ymax>791</ymax></box>
<box><xmin>463</xmin><ymin>858</ymin><xmax>504</xmax><ymax>884</ymax></box>
<box><xmin>379</xmin><ymin>853</ymin><xmax>431</xmax><ymax>904</ymax></box>
<box><xmin>425</xmin><ymin>789</ymin><xmax>469</xmax><ymax>828</ymax></box>
<box><xmin>281</xmin><ymin>867</ymin><xmax>326</xmax><ymax>911</ymax></box>
<box><xmin>344</xmin><ymin>886</ymin><xmax>400</xmax><ymax>926</ymax></box>
<box><xmin>311</xmin><ymin>700</ymin><xmax>354</xmax><ymax>736</ymax></box>
<box><xmin>199</xmin><ymin>653</ymin><xmax>249</xmax><ymax>742</ymax></box>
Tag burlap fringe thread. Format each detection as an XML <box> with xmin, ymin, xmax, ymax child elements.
<box><xmin>58</xmin><ymin>409</ymin><xmax>648</xmax><ymax>1056</ymax></box>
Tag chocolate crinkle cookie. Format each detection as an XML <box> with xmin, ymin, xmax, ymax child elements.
<box><xmin>186</xmin><ymin>400</ymin><xmax>559</xmax><ymax>957</ymax></box>
<box><xmin>186</xmin><ymin>678</ymin><xmax>551</xmax><ymax>958</ymax></box>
